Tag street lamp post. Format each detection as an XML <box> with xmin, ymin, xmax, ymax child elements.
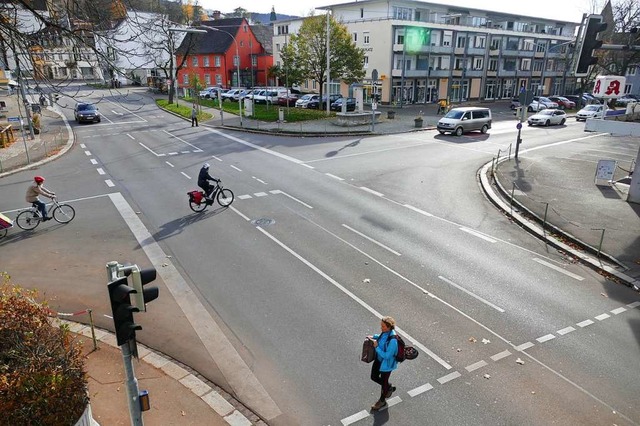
<box><xmin>168</xmin><ymin>27</ymin><xmax>206</xmax><ymax>106</ymax></box>
<box><xmin>207</xmin><ymin>27</ymin><xmax>243</xmax><ymax>126</ymax></box>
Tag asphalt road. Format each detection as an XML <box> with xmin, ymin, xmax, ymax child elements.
<box><xmin>2</xmin><ymin>87</ymin><xmax>639</xmax><ymax>425</ymax></box>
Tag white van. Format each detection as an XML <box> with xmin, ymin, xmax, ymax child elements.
<box><xmin>437</xmin><ymin>107</ymin><xmax>492</xmax><ymax>136</ymax></box>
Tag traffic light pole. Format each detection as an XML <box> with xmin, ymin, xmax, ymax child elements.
<box><xmin>106</xmin><ymin>261</ymin><xmax>144</xmax><ymax>426</ymax></box>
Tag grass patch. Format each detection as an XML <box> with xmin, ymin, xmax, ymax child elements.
<box><xmin>156</xmin><ymin>99</ymin><xmax>212</xmax><ymax>121</ymax></box>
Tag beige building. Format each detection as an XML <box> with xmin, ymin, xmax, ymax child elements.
<box><xmin>274</xmin><ymin>0</ymin><xmax>580</xmax><ymax>105</ymax></box>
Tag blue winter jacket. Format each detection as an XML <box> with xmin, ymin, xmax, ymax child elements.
<box><xmin>373</xmin><ymin>330</ymin><xmax>398</xmax><ymax>372</ymax></box>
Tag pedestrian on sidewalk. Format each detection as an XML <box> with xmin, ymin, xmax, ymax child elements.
<box><xmin>367</xmin><ymin>316</ymin><xmax>398</xmax><ymax>411</ymax></box>
<box><xmin>26</xmin><ymin>176</ymin><xmax>55</xmax><ymax>221</ymax></box>
<box><xmin>191</xmin><ymin>104</ymin><xmax>198</xmax><ymax>127</ymax></box>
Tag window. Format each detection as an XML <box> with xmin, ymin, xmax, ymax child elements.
<box><xmin>243</xmin><ymin>25</ymin><xmax>248</xmax><ymax>32</ymax></box>
<box><xmin>625</xmin><ymin>83</ymin><xmax>632</xmax><ymax>94</ymax></box>
<box><xmin>203</xmin><ymin>56</ymin><xmax>210</xmax><ymax>67</ymax></box>
<box><xmin>506</xmin><ymin>38</ymin><xmax>519</xmax><ymax>50</ymax></box>
<box><xmin>474</xmin><ymin>36</ymin><xmax>486</xmax><ymax>49</ymax></box>
<box><xmin>360</xmin><ymin>8</ymin><xmax>364</xmax><ymax>18</ymax></box>
<box><xmin>393</xmin><ymin>6</ymin><xmax>412</xmax><ymax>20</ymax></box>
<box><xmin>456</xmin><ymin>35</ymin><xmax>466</xmax><ymax>48</ymax></box>
<box><xmin>240</xmin><ymin>41</ymin><xmax>244</xmax><ymax>47</ymax></box>
<box><xmin>454</xmin><ymin>58</ymin><xmax>465</xmax><ymax>69</ymax></box>
<box><xmin>364</xmin><ymin>32</ymin><xmax>370</xmax><ymax>44</ymax></box>
<box><xmin>233</xmin><ymin>55</ymin><xmax>239</xmax><ymax>66</ymax></box>
<box><xmin>205</xmin><ymin>74</ymin><xmax>211</xmax><ymax>85</ymax></box>
<box><xmin>183</xmin><ymin>74</ymin><xmax>188</xmax><ymax>84</ymax></box>
<box><xmin>520</xmin><ymin>58</ymin><xmax>531</xmax><ymax>71</ymax></box>
<box><xmin>364</xmin><ymin>56</ymin><xmax>369</xmax><ymax>68</ymax></box>
<box><xmin>627</xmin><ymin>66</ymin><xmax>637</xmax><ymax>76</ymax></box>
<box><xmin>474</xmin><ymin>57</ymin><xmax>483</xmax><ymax>70</ymax></box>
<box><xmin>490</xmin><ymin>37</ymin><xmax>501</xmax><ymax>50</ymax></box>
<box><xmin>215</xmin><ymin>56</ymin><xmax>221</xmax><ymax>67</ymax></box>
<box><xmin>277</xmin><ymin>25</ymin><xmax>289</xmax><ymax>35</ymax></box>
<box><xmin>442</xmin><ymin>31</ymin><xmax>452</xmax><ymax>47</ymax></box>
<box><xmin>546</xmin><ymin>59</ymin><xmax>554</xmax><ymax>71</ymax></box>
<box><xmin>252</xmin><ymin>55</ymin><xmax>257</xmax><ymax>66</ymax></box>
<box><xmin>488</xmin><ymin>59</ymin><xmax>498</xmax><ymax>71</ymax></box>
<box><xmin>533</xmin><ymin>60</ymin><xmax>544</xmax><ymax>72</ymax></box>
<box><xmin>536</xmin><ymin>42</ymin><xmax>546</xmax><ymax>53</ymax></box>
<box><xmin>216</xmin><ymin>74</ymin><xmax>222</xmax><ymax>85</ymax></box>
<box><xmin>521</xmin><ymin>39</ymin><xmax>534</xmax><ymax>51</ymax></box>
<box><xmin>353</xmin><ymin>32</ymin><xmax>357</xmax><ymax>42</ymax></box>
<box><xmin>396</xmin><ymin>34</ymin><xmax>404</xmax><ymax>44</ymax></box>
<box><xmin>276</xmin><ymin>43</ymin><xmax>280</xmax><ymax>52</ymax></box>
<box><xmin>192</xmin><ymin>56</ymin><xmax>198</xmax><ymax>66</ymax></box>
<box><xmin>503</xmin><ymin>59</ymin><xmax>516</xmax><ymax>71</ymax></box>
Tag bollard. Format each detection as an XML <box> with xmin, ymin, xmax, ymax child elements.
<box><xmin>596</xmin><ymin>228</ymin><xmax>605</xmax><ymax>258</ymax></box>
<box><xmin>542</xmin><ymin>203</ymin><xmax>549</xmax><ymax>237</ymax></box>
<box><xmin>88</xmin><ymin>309</ymin><xmax>98</xmax><ymax>351</ymax></box>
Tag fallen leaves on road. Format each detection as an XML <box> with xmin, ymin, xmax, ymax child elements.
<box><xmin>468</xmin><ymin>337</ymin><xmax>477</xmax><ymax>343</ymax></box>
<box><xmin>363</xmin><ymin>278</ymin><xmax>370</xmax><ymax>283</ymax></box>
<box><xmin>516</xmin><ymin>358</ymin><xmax>525</xmax><ymax>365</ymax></box>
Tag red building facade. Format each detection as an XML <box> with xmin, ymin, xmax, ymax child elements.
<box><xmin>175</xmin><ymin>18</ymin><xmax>273</xmax><ymax>90</ymax></box>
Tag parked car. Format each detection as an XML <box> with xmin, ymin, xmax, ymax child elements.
<box><xmin>221</xmin><ymin>89</ymin><xmax>241</xmax><ymax>101</ymax></box>
<box><xmin>528</xmin><ymin>96</ymin><xmax>558</xmax><ymax>112</ymax></box>
<box><xmin>199</xmin><ymin>87</ymin><xmax>223</xmax><ymax>99</ymax></box>
<box><xmin>563</xmin><ymin>95</ymin><xmax>582</xmax><ymax>107</ymax></box>
<box><xmin>308</xmin><ymin>94</ymin><xmax>342</xmax><ymax>110</ymax></box>
<box><xmin>510</xmin><ymin>97</ymin><xmax>520</xmax><ymax>110</ymax></box>
<box><xmin>74</xmin><ymin>103</ymin><xmax>101</xmax><ymax>123</ymax></box>
<box><xmin>527</xmin><ymin>109</ymin><xmax>567</xmax><ymax>126</ymax></box>
<box><xmin>548</xmin><ymin>96</ymin><xmax>575</xmax><ymax>110</ymax></box>
<box><xmin>615</xmin><ymin>94</ymin><xmax>639</xmax><ymax>106</ymax></box>
<box><xmin>251</xmin><ymin>90</ymin><xmax>280</xmax><ymax>104</ymax></box>
<box><xmin>277</xmin><ymin>93</ymin><xmax>299</xmax><ymax>106</ymax></box>
<box><xmin>295</xmin><ymin>94</ymin><xmax>320</xmax><ymax>108</ymax></box>
<box><xmin>330</xmin><ymin>97</ymin><xmax>356</xmax><ymax>111</ymax></box>
<box><xmin>576</xmin><ymin>104</ymin><xmax>604</xmax><ymax>121</ymax></box>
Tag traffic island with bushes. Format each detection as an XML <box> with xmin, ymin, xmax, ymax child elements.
<box><xmin>0</xmin><ymin>273</ymin><xmax>91</xmax><ymax>425</ymax></box>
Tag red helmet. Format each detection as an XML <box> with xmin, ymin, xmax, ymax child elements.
<box><xmin>34</xmin><ymin>176</ymin><xmax>45</xmax><ymax>184</ymax></box>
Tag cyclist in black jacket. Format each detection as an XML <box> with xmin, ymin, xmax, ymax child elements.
<box><xmin>197</xmin><ymin>163</ymin><xmax>219</xmax><ymax>200</ymax></box>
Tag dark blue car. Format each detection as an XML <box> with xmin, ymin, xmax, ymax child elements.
<box><xmin>330</xmin><ymin>97</ymin><xmax>356</xmax><ymax>111</ymax></box>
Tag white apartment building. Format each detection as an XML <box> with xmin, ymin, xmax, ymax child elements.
<box><xmin>274</xmin><ymin>0</ymin><xmax>580</xmax><ymax>104</ymax></box>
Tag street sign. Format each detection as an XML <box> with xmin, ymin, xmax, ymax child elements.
<box><xmin>516</xmin><ymin>122</ymin><xmax>522</xmax><ymax>130</ymax></box>
<box><xmin>592</xmin><ymin>75</ymin><xmax>626</xmax><ymax>98</ymax></box>
<box><xmin>371</xmin><ymin>69</ymin><xmax>378</xmax><ymax>82</ymax></box>
<box><xmin>8</xmin><ymin>116</ymin><xmax>21</xmax><ymax>123</ymax></box>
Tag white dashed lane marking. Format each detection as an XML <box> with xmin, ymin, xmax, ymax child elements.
<box><xmin>84</xmin><ymin>150</ymin><xmax>91</xmax><ymax>156</ymax></box>
<box><xmin>465</xmin><ymin>360</ymin><xmax>487</xmax><ymax>372</ymax></box>
<box><xmin>407</xmin><ymin>383</ymin><xmax>433</xmax><ymax>397</ymax></box>
<box><xmin>326</xmin><ymin>173</ymin><xmax>344</xmax><ymax>181</ymax></box>
<box><xmin>611</xmin><ymin>307</ymin><xmax>626</xmax><ymax>315</ymax></box>
<box><xmin>238</xmin><ymin>195</ymin><xmax>252</xmax><ymax>200</ymax></box>
<box><xmin>595</xmin><ymin>313</ymin><xmax>610</xmax><ymax>321</ymax></box>
<box><xmin>536</xmin><ymin>334</ymin><xmax>556</xmax><ymax>343</ymax></box>
<box><xmin>577</xmin><ymin>319</ymin><xmax>594</xmax><ymax>327</ymax></box>
<box><xmin>341</xmin><ymin>410</ymin><xmax>368</xmax><ymax>426</ymax></box>
<box><xmin>557</xmin><ymin>326</ymin><xmax>575</xmax><ymax>335</ymax></box>
<box><xmin>181</xmin><ymin>172</ymin><xmax>191</xmax><ymax>179</ymax></box>
<box><xmin>515</xmin><ymin>342</ymin><xmax>534</xmax><ymax>351</ymax></box>
<box><xmin>437</xmin><ymin>371</ymin><xmax>461</xmax><ymax>385</ymax></box>
<box><xmin>490</xmin><ymin>350</ymin><xmax>511</xmax><ymax>361</ymax></box>
<box><xmin>96</xmin><ymin>168</ymin><xmax>105</xmax><ymax>175</ymax></box>
<box><xmin>105</xmin><ymin>180</ymin><xmax>115</xmax><ymax>187</ymax></box>
<box><xmin>90</xmin><ymin>159</ymin><xmax>98</xmax><ymax>165</ymax></box>
<box><xmin>628</xmin><ymin>301</ymin><xmax>640</xmax><ymax>309</ymax></box>
<box><xmin>230</xmin><ymin>165</ymin><xmax>242</xmax><ymax>172</ymax></box>
<box><xmin>359</xmin><ymin>186</ymin><xmax>384</xmax><ymax>197</ymax></box>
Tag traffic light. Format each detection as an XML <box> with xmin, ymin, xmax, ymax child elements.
<box><xmin>108</xmin><ymin>276</ymin><xmax>141</xmax><ymax>346</ymax></box>
<box><xmin>575</xmin><ymin>15</ymin><xmax>607</xmax><ymax>76</ymax></box>
<box><xmin>130</xmin><ymin>266</ymin><xmax>159</xmax><ymax>311</ymax></box>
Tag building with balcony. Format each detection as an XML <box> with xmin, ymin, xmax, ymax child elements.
<box><xmin>311</xmin><ymin>0</ymin><xmax>581</xmax><ymax>104</ymax></box>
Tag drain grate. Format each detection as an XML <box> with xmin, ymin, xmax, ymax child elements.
<box><xmin>251</xmin><ymin>218</ymin><xmax>275</xmax><ymax>227</ymax></box>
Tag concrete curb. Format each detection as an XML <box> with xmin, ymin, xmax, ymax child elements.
<box><xmin>478</xmin><ymin>158</ymin><xmax>639</xmax><ymax>289</ymax></box>
<box><xmin>55</xmin><ymin>319</ymin><xmax>256</xmax><ymax>426</ymax></box>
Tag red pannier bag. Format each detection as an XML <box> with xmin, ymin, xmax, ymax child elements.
<box><xmin>0</xmin><ymin>212</ymin><xmax>13</xmax><ymax>229</ymax></box>
<box><xmin>188</xmin><ymin>190</ymin><xmax>204</xmax><ymax>205</ymax></box>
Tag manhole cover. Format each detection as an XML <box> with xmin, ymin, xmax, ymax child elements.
<box><xmin>251</xmin><ymin>218</ymin><xmax>275</xmax><ymax>227</ymax></box>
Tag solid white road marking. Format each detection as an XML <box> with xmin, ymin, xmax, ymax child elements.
<box><xmin>90</xmin><ymin>159</ymin><xmax>98</xmax><ymax>165</ymax></box>
<box><xmin>536</xmin><ymin>334</ymin><xmax>556</xmax><ymax>343</ymax></box>
<box><xmin>532</xmin><ymin>258</ymin><xmax>584</xmax><ymax>281</ymax></box>
<box><xmin>180</xmin><ymin>150</ymin><xmax>190</xmax><ymax>154</ymax></box>
<box><xmin>342</xmin><ymin>224</ymin><xmax>401</xmax><ymax>256</ymax></box>
<box><xmin>359</xmin><ymin>186</ymin><xmax>383</xmax><ymax>197</ymax></box>
<box><xmin>256</xmin><ymin>178</ymin><xmax>268</xmax><ymax>184</ymax></box>
<box><xmin>403</xmin><ymin>204</ymin><xmax>433</xmax><ymax>217</ymax></box>
<box><xmin>163</xmin><ymin>129</ymin><xmax>203</xmax><ymax>152</ymax></box>
<box><xmin>301</xmin><ymin>163</ymin><xmax>315</xmax><ymax>169</ymax></box>
<box><xmin>577</xmin><ymin>319</ymin><xmax>594</xmax><ymax>327</ymax></box>
<box><xmin>490</xmin><ymin>350</ymin><xmax>511</xmax><ymax>362</ymax></box>
<box><xmin>168</xmin><ymin>152</ymin><xmax>178</xmax><ymax>156</ymax></box>
<box><xmin>465</xmin><ymin>360</ymin><xmax>488</xmax><ymax>372</ymax></box>
<box><xmin>181</xmin><ymin>172</ymin><xmax>191</xmax><ymax>179</ymax></box>
<box><xmin>273</xmin><ymin>190</ymin><xmax>314</xmax><ymax>209</ymax></box>
<box><xmin>108</xmin><ymin>193</ymin><xmax>281</xmax><ymax>420</ymax></box>
<box><xmin>340</xmin><ymin>410</ymin><xmax>369</xmax><ymax>426</ymax></box>
<box><xmin>515</xmin><ymin>342</ymin><xmax>534</xmax><ymax>351</ymax></box>
<box><xmin>557</xmin><ymin>326</ymin><xmax>576</xmax><ymax>335</ymax></box>
<box><xmin>460</xmin><ymin>227</ymin><xmax>497</xmax><ymax>243</ymax></box>
<box><xmin>325</xmin><ymin>173</ymin><xmax>344</xmax><ymax>181</ymax></box>
<box><xmin>139</xmin><ymin>142</ymin><xmax>160</xmax><ymax>157</ymax></box>
<box><xmin>611</xmin><ymin>307</ymin><xmax>627</xmax><ymax>315</ymax></box>
<box><xmin>204</xmin><ymin>127</ymin><xmax>304</xmax><ymax>164</ymax></box>
<box><xmin>438</xmin><ymin>276</ymin><xmax>505</xmax><ymax>313</ymax></box>
<box><xmin>127</xmin><ymin>133</ymin><xmax>135</xmax><ymax>140</ymax></box>
<box><xmin>249</xmin><ymin>223</ymin><xmax>451</xmax><ymax>369</ymax></box>
<box><xmin>230</xmin><ymin>165</ymin><xmax>242</xmax><ymax>172</ymax></box>
<box><xmin>595</xmin><ymin>313</ymin><xmax>610</xmax><ymax>321</ymax></box>
<box><xmin>165</xmin><ymin>161</ymin><xmax>174</xmax><ymax>168</ymax></box>
<box><xmin>105</xmin><ymin>180</ymin><xmax>115</xmax><ymax>187</ymax></box>
<box><xmin>96</xmin><ymin>168</ymin><xmax>105</xmax><ymax>175</ymax></box>
<box><xmin>437</xmin><ymin>371</ymin><xmax>461</xmax><ymax>384</ymax></box>
<box><xmin>407</xmin><ymin>383</ymin><xmax>433</xmax><ymax>397</ymax></box>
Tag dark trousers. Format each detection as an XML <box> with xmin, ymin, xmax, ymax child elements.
<box><xmin>34</xmin><ymin>200</ymin><xmax>47</xmax><ymax>218</ymax></box>
<box><xmin>191</xmin><ymin>116</ymin><xmax>198</xmax><ymax>127</ymax></box>
<box><xmin>370</xmin><ymin>358</ymin><xmax>391</xmax><ymax>400</ymax></box>
<box><xmin>198</xmin><ymin>182</ymin><xmax>213</xmax><ymax>198</ymax></box>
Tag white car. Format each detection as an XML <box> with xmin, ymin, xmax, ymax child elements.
<box><xmin>199</xmin><ymin>87</ymin><xmax>218</xmax><ymax>98</ymax></box>
<box><xmin>576</xmin><ymin>104</ymin><xmax>604</xmax><ymax>121</ymax></box>
<box><xmin>295</xmin><ymin>94</ymin><xmax>319</xmax><ymax>108</ymax></box>
<box><xmin>528</xmin><ymin>97</ymin><xmax>558</xmax><ymax>112</ymax></box>
<box><xmin>527</xmin><ymin>109</ymin><xmax>567</xmax><ymax>126</ymax></box>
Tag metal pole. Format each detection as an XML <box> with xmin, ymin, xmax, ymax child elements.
<box><xmin>170</xmin><ymin>33</ymin><xmax>177</xmax><ymax>106</ymax></box>
<box><xmin>326</xmin><ymin>11</ymin><xmax>331</xmax><ymax>115</ymax></box>
<box><xmin>122</xmin><ymin>342</ymin><xmax>143</xmax><ymax>426</ymax></box>
<box><xmin>542</xmin><ymin>203</ymin><xmax>549</xmax><ymax>237</ymax></box>
<box><xmin>15</xmin><ymin>100</ymin><xmax>30</xmax><ymax>164</ymax></box>
<box><xmin>88</xmin><ymin>308</ymin><xmax>97</xmax><ymax>351</ymax></box>
<box><xmin>596</xmin><ymin>228</ymin><xmax>605</xmax><ymax>258</ymax></box>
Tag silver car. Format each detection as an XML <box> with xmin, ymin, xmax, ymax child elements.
<box><xmin>527</xmin><ymin>109</ymin><xmax>567</xmax><ymax>126</ymax></box>
<box><xmin>576</xmin><ymin>104</ymin><xmax>604</xmax><ymax>121</ymax></box>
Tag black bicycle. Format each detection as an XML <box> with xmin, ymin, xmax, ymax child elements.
<box><xmin>16</xmin><ymin>198</ymin><xmax>76</xmax><ymax>230</ymax></box>
<box><xmin>187</xmin><ymin>180</ymin><xmax>234</xmax><ymax>212</ymax></box>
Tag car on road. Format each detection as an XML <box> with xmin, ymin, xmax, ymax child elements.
<box><xmin>74</xmin><ymin>103</ymin><xmax>101</xmax><ymax>123</ymax></box>
<box><xmin>576</xmin><ymin>104</ymin><xmax>605</xmax><ymax>121</ymax></box>
<box><xmin>528</xmin><ymin>96</ymin><xmax>558</xmax><ymax>112</ymax></box>
<box><xmin>527</xmin><ymin>109</ymin><xmax>567</xmax><ymax>126</ymax></box>
<box><xmin>295</xmin><ymin>94</ymin><xmax>319</xmax><ymax>108</ymax></box>
<box><xmin>548</xmin><ymin>96</ymin><xmax>575</xmax><ymax>110</ymax></box>
<box><xmin>436</xmin><ymin>107</ymin><xmax>492</xmax><ymax>136</ymax></box>
<box><xmin>330</xmin><ymin>97</ymin><xmax>356</xmax><ymax>111</ymax></box>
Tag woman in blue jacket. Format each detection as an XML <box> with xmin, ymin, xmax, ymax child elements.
<box><xmin>367</xmin><ymin>316</ymin><xmax>398</xmax><ymax>411</ymax></box>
